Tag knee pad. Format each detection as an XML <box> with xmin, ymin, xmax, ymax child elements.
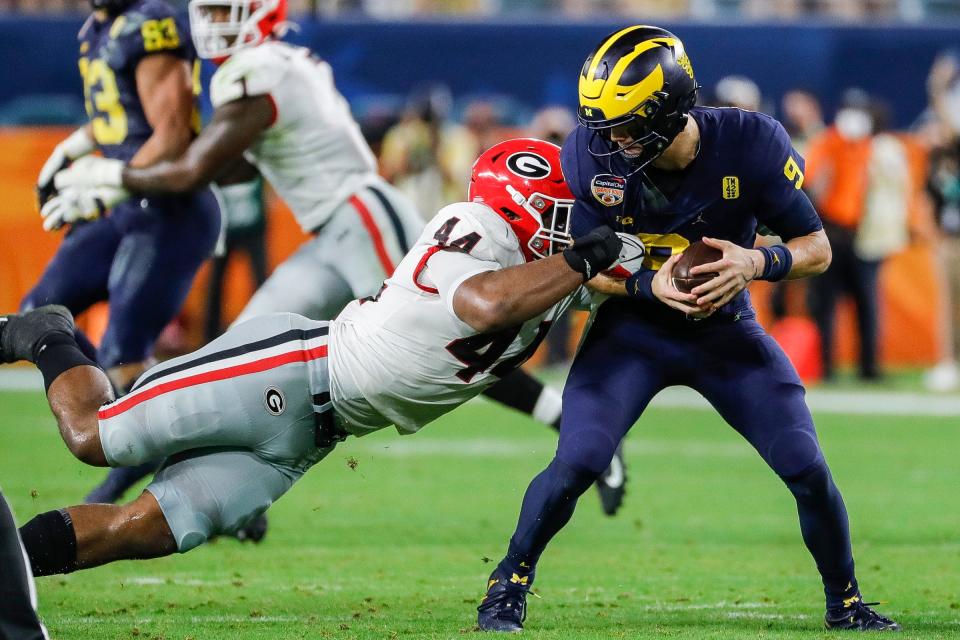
<box><xmin>547</xmin><ymin>457</ymin><xmax>600</xmax><ymax>499</ymax></box>
<box><xmin>767</xmin><ymin>427</ymin><xmax>824</xmax><ymax>479</ymax></box>
<box><xmin>782</xmin><ymin>458</ymin><xmax>834</xmax><ymax>502</ymax></box>
<box><xmin>556</xmin><ymin>428</ymin><xmax>620</xmax><ymax>477</ymax></box>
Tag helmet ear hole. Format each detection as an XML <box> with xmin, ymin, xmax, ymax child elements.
<box><xmin>499</xmin><ymin>207</ymin><xmax>522</xmax><ymax>222</ymax></box>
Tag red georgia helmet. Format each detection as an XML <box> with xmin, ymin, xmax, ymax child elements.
<box><xmin>189</xmin><ymin>0</ymin><xmax>289</xmax><ymax>61</ymax></box>
<box><xmin>468</xmin><ymin>138</ymin><xmax>575</xmax><ymax>261</ymax></box>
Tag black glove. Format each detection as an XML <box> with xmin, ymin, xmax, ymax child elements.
<box><xmin>562</xmin><ymin>226</ymin><xmax>621</xmax><ymax>281</ymax></box>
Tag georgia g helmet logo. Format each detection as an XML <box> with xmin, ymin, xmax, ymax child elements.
<box><xmin>505</xmin><ymin>152</ymin><xmax>552</xmax><ymax>179</ymax></box>
<box><xmin>263</xmin><ymin>387</ymin><xmax>285</xmax><ymax>416</ymax></box>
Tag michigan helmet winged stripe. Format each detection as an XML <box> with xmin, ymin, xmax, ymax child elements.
<box><xmin>577</xmin><ymin>25</ymin><xmax>699</xmax><ymax>173</ymax></box>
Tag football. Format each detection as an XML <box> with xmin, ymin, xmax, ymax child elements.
<box><xmin>672</xmin><ymin>241</ymin><xmax>723</xmax><ymax>294</ymax></box>
<box><xmin>601</xmin><ymin>233</ymin><xmax>646</xmax><ymax>278</ymax></box>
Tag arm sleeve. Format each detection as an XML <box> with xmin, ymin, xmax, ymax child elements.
<box><xmin>754</xmin><ymin>118</ymin><xmax>823</xmax><ymax>241</ymax></box>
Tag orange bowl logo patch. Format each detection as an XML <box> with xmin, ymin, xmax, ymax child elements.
<box><xmin>591</xmin><ymin>174</ymin><xmax>625</xmax><ymax>207</ymax></box>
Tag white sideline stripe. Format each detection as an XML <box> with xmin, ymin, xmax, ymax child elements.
<box><xmin>350</xmin><ymin>438</ymin><xmax>752</xmax><ymax>459</ymax></box>
<box><xmin>647</xmin><ymin>386</ymin><xmax>960</xmax><ymax>417</ymax></box>
<box><xmin>0</xmin><ymin>369</ymin><xmax>42</xmax><ymax>390</ymax></box>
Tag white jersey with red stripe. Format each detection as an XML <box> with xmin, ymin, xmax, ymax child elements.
<box><xmin>329</xmin><ymin>202</ymin><xmax>589</xmax><ymax>436</ymax></box>
<box><xmin>210</xmin><ymin>40</ymin><xmax>380</xmax><ymax>233</ymax></box>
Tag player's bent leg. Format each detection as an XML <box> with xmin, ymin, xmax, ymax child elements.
<box><xmin>480</xmin><ymin>313</ymin><xmax>662</xmax><ymax>631</ymax></box>
<box><xmin>47</xmin><ymin>367</ymin><xmax>114</xmax><ymax>466</ymax></box>
<box><xmin>692</xmin><ymin>320</ymin><xmax>900</xmax><ymax>630</ymax></box>
<box><xmin>19</xmin><ymin>491</ymin><xmax>175</xmax><ymax>576</ymax></box>
<box><xmin>233</xmin><ymin>242</ymin><xmax>354</xmax><ymax>326</ymax></box>
<box><xmin>483</xmin><ymin>369</ymin><xmax>628</xmax><ymax>516</ymax></box>
<box><xmin>1</xmin><ymin>306</ymin><xmax>113</xmax><ymax>466</ymax></box>
<box><xmin>147</xmin><ymin>446</ymin><xmax>321</xmax><ymax>553</ymax></box>
<box><xmin>84</xmin><ymin>462</ymin><xmax>162</xmax><ymax>504</ymax></box>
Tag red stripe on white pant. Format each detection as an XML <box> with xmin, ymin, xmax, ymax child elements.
<box><xmin>98</xmin><ymin>345</ymin><xmax>328</xmax><ymax>420</ymax></box>
<box><xmin>349</xmin><ymin>194</ymin><xmax>395</xmax><ymax>274</ymax></box>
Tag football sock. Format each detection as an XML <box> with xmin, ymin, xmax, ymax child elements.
<box><xmin>500</xmin><ymin>457</ymin><xmax>596</xmax><ymax>576</ymax></box>
<box><xmin>35</xmin><ymin>333</ymin><xmax>97</xmax><ymax>391</ymax></box>
<box><xmin>482</xmin><ymin>369</ymin><xmax>562</xmax><ymax>426</ymax></box>
<box><xmin>782</xmin><ymin>461</ymin><xmax>857</xmax><ymax>609</ymax></box>
<box><xmin>533</xmin><ymin>386</ymin><xmax>562</xmax><ymax>427</ymax></box>
<box><xmin>73</xmin><ymin>328</ymin><xmax>99</xmax><ymax>362</ymax></box>
<box><xmin>19</xmin><ymin>509</ymin><xmax>77</xmax><ymax>576</ymax></box>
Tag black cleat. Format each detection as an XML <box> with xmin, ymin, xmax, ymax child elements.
<box><xmin>0</xmin><ymin>305</ymin><xmax>74</xmax><ymax>364</ymax></box>
<box><xmin>825</xmin><ymin>595</ymin><xmax>901</xmax><ymax>631</ymax></box>
<box><xmin>595</xmin><ymin>443</ymin><xmax>627</xmax><ymax>516</ymax></box>
<box><xmin>234</xmin><ymin>513</ymin><xmax>268</xmax><ymax>543</ymax></box>
<box><xmin>477</xmin><ymin>568</ymin><xmax>531</xmax><ymax>632</ymax></box>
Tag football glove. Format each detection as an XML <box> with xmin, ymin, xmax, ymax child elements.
<box><xmin>54</xmin><ymin>156</ymin><xmax>125</xmax><ymax>191</ymax></box>
<box><xmin>40</xmin><ymin>186</ymin><xmax>129</xmax><ymax>232</ymax></box>
<box><xmin>36</xmin><ymin>127</ymin><xmax>96</xmax><ymax>210</ymax></box>
<box><xmin>562</xmin><ymin>226</ymin><xmax>622</xmax><ymax>281</ymax></box>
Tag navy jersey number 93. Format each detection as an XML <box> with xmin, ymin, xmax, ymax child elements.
<box><xmin>78</xmin><ymin>0</ymin><xmax>200</xmax><ymax>162</ymax></box>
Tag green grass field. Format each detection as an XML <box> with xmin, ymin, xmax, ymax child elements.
<box><xmin>1</xmin><ymin>387</ymin><xmax>958</xmax><ymax>639</ymax></box>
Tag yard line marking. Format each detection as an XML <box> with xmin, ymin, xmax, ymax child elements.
<box><xmin>347</xmin><ymin>438</ymin><xmax>752</xmax><ymax>459</ymax></box>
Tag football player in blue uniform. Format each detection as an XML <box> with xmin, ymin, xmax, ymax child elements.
<box><xmin>31</xmin><ymin>0</ymin><xmax>220</xmax><ymax>504</ymax></box>
<box><xmin>477</xmin><ymin>26</ymin><xmax>900</xmax><ymax>633</ymax></box>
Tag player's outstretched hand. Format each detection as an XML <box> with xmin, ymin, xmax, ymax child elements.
<box><xmin>54</xmin><ymin>156</ymin><xmax>125</xmax><ymax>191</ymax></box>
<box><xmin>688</xmin><ymin>237</ymin><xmax>764</xmax><ymax>311</ymax></box>
<box><xmin>37</xmin><ymin>128</ymin><xmax>96</xmax><ymax>210</ymax></box>
<box><xmin>563</xmin><ymin>226</ymin><xmax>622</xmax><ymax>281</ymax></box>
<box><xmin>652</xmin><ymin>253</ymin><xmax>712</xmax><ymax>317</ymax></box>
<box><xmin>40</xmin><ymin>186</ymin><xmax>129</xmax><ymax>232</ymax></box>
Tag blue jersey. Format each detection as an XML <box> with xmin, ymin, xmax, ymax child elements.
<box><xmin>78</xmin><ymin>0</ymin><xmax>199</xmax><ymax>162</ymax></box>
<box><xmin>561</xmin><ymin>106</ymin><xmax>822</xmax><ymax>323</ymax></box>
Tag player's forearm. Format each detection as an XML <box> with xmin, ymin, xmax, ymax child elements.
<box><xmin>122</xmin><ymin>154</ymin><xmax>211</xmax><ymax>194</ymax></box>
<box><xmin>454</xmin><ymin>255</ymin><xmax>583</xmax><ymax>333</ymax></box>
<box><xmin>783</xmin><ymin>229</ymin><xmax>831</xmax><ymax>279</ymax></box>
<box><xmin>128</xmin><ymin>124</ymin><xmax>193</xmax><ymax>169</ymax></box>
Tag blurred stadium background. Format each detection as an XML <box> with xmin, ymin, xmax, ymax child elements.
<box><xmin>2</xmin><ymin>2</ymin><xmax>960</xmax><ymax>638</ymax></box>
<box><xmin>3</xmin><ymin>0</ymin><xmax>960</xmax><ymax>384</ymax></box>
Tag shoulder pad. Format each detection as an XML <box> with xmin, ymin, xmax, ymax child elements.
<box><xmin>210</xmin><ymin>45</ymin><xmax>287</xmax><ymax>108</ymax></box>
<box><xmin>110</xmin><ymin>0</ymin><xmax>187</xmax><ymax>61</ymax></box>
<box><xmin>419</xmin><ymin>202</ymin><xmax>521</xmax><ymax>265</ymax></box>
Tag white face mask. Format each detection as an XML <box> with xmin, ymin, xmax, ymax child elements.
<box><xmin>835</xmin><ymin>108</ymin><xmax>873</xmax><ymax>140</ymax></box>
<box><xmin>945</xmin><ymin>84</ymin><xmax>960</xmax><ymax>132</ymax></box>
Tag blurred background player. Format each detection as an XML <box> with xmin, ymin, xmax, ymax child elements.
<box><xmin>5</xmin><ymin>139</ymin><xmax>622</xmax><ymax>576</ymax></box>
<box><xmin>804</xmin><ymin>88</ymin><xmax>911</xmax><ymax>382</ymax></box>
<box><xmin>478</xmin><ymin>26</ymin><xmax>899</xmax><ymax>633</ymax></box>
<box><xmin>62</xmin><ymin>0</ymin><xmax>627</xmax><ymax>518</ymax></box>
<box><xmin>204</xmin><ymin>173</ymin><xmax>269</xmax><ymax>341</ymax></box>
<box><xmin>0</xmin><ymin>488</ymin><xmax>48</xmax><ymax>640</ymax></box>
<box><xmin>29</xmin><ymin>0</ymin><xmax>220</xmax><ymax>500</ymax></box>
<box><xmin>922</xmin><ymin>51</ymin><xmax>960</xmax><ymax>392</ymax></box>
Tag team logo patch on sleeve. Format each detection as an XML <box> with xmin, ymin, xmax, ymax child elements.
<box><xmin>264</xmin><ymin>387</ymin><xmax>286</xmax><ymax>416</ymax></box>
<box><xmin>722</xmin><ymin>176</ymin><xmax>740</xmax><ymax>200</ymax></box>
<box><xmin>591</xmin><ymin>175</ymin><xmax>626</xmax><ymax>206</ymax></box>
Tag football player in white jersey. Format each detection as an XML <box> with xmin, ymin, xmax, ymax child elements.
<box><xmin>52</xmin><ymin>0</ymin><xmax>627</xmax><ymax>514</ymax></box>
<box><xmin>4</xmin><ymin>139</ymin><xmax>621</xmax><ymax>577</ymax></box>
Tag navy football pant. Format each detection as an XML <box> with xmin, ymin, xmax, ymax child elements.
<box><xmin>502</xmin><ymin>303</ymin><xmax>856</xmax><ymax>605</ymax></box>
<box><xmin>0</xmin><ymin>489</ymin><xmax>47</xmax><ymax>639</ymax></box>
<box><xmin>22</xmin><ymin>192</ymin><xmax>219</xmax><ymax>369</ymax></box>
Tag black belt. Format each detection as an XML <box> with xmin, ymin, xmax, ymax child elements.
<box><xmin>315</xmin><ymin>409</ymin><xmax>349</xmax><ymax>449</ymax></box>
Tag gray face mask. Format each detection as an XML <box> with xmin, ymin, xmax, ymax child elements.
<box><xmin>835</xmin><ymin>108</ymin><xmax>873</xmax><ymax>140</ymax></box>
